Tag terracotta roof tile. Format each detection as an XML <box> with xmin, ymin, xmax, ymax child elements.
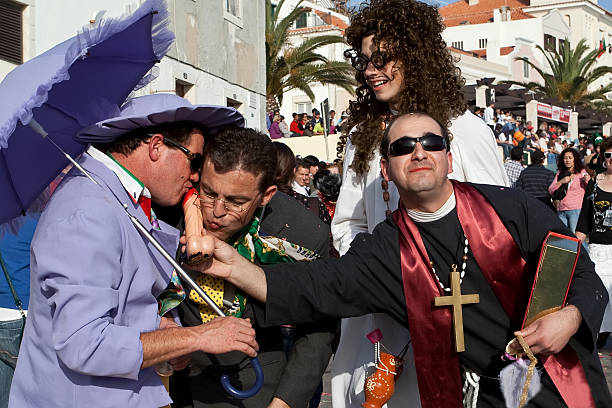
<box><xmin>440</xmin><ymin>0</ymin><xmax>534</xmax><ymax>27</ymax></box>
<box><xmin>313</xmin><ymin>10</ymin><xmax>349</xmax><ymax>30</ymax></box>
<box><xmin>452</xmin><ymin>45</ymin><xmax>514</xmax><ymax>58</ymax></box>
<box><xmin>288</xmin><ymin>25</ymin><xmax>344</xmax><ymax>35</ymax></box>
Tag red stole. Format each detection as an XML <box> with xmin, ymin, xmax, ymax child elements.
<box><xmin>392</xmin><ymin>180</ymin><xmax>594</xmax><ymax>408</ymax></box>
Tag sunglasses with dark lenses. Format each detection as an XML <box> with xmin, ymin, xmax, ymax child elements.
<box><xmin>388</xmin><ymin>133</ymin><xmax>447</xmax><ymax>157</ymax></box>
<box><xmin>344</xmin><ymin>48</ymin><xmax>388</xmax><ymax>72</ymax></box>
<box><xmin>162</xmin><ymin>137</ymin><xmax>204</xmax><ymax>172</ymax></box>
<box><xmin>604</xmin><ymin>152</ymin><xmax>612</xmax><ymax>159</ymax></box>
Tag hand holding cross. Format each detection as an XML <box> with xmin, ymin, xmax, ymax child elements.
<box><xmin>434</xmin><ymin>267</ymin><xmax>479</xmax><ymax>352</ymax></box>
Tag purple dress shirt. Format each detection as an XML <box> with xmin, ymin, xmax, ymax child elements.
<box><xmin>9</xmin><ymin>153</ymin><xmax>179</xmax><ymax>407</ymax></box>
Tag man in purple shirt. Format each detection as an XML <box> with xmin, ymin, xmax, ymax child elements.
<box><xmin>9</xmin><ymin>94</ymin><xmax>257</xmax><ymax>407</ymax></box>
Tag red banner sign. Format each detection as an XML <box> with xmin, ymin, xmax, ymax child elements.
<box><xmin>537</xmin><ymin>103</ymin><xmax>571</xmax><ymax>123</ymax></box>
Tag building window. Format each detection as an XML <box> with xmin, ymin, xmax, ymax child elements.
<box><xmin>544</xmin><ymin>34</ymin><xmax>556</xmax><ymax>52</ymax></box>
<box><xmin>227</xmin><ymin>97</ymin><xmax>242</xmax><ymax>111</ymax></box>
<box><xmin>451</xmin><ymin>41</ymin><xmax>464</xmax><ymax>50</ymax></box>
<box><xmin>523</xmin><ymin>58</ymin><xmax>529</xmax><ymax>78</ymax></box>
<box><xmin>295</xmin><ymin>12</ymin><xmax>307</xmax><ymax>28</ymax></box>
<box><xmin>175</xmin><ymin>79</ymin><xmax>193</xmax><ymax>98</ymax></box>
<box><xmin>0</xmin><ymin>0</ymin><xmax>24</xmax><ymax>64</ymax></box>
<box><xmin>478</xmin><ymin>38</ymin><xmax>488</xmax><ymax>49</ymax></box>
<box><xmin>295</xmin><ymin>102</ymin><xmax>312</xmax><ymax>114</ymax></box>
<box><xmin>558</xmin><ymin>38</ymin><xmax>567</xmax><ymax>52</ymax></box>
<box><xmin>564</xmin><ymin>14</ymin><xmax>570</xmax><ymax>27</ymax></box>
<box><xmin>225</xmin><ymin>0</ymin><xmax>240</xmax><ymax>17</ymax></box>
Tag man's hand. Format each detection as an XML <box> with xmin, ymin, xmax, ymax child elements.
<box><xmin>513</xmin><ymin>305</ymin><xmax>582</xmax><ymax>355</ymax></box>
<box><xmin>181</xmin><ymin>231</ymin><xmax>269</xmax><ymax>303</ymax></box>
<box><xmin>195</xmin><ymin>317</ymin><xmax>258</xmax><ymax>357</ymax></box>
<box><xmin>180</xmin><ymin>230</ymin><xmax>245</xmax><ymax>281</ymax></box>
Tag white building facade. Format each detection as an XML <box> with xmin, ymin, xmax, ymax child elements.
<box><xmin>440</xmin><ymin>0</ymin><xmax>611</xmax><ymax>91</ymax></box>
<box><xmin>0</xmin><ymin>0</ymin><xmax>267</xmax><ymax>129</ymax></box>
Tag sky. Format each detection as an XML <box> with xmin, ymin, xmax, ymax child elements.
<box><xmin>347</xmin><ymin>0</ymin><xmax>612</xmax><ymax>13</ymax></box>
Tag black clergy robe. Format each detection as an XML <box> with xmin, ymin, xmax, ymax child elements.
<box><xmin>262</xmin><ymin>183</ymin><xmax>612</xmax><ymax>408</ymax></box>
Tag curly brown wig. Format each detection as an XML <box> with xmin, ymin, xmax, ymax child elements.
<box><xmin>338</xmin><ymin>0</ymin><xmax>466</xmax><ymax>175</ymax></box>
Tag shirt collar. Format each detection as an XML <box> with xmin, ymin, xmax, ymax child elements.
<box><xmin>406</xmin><ymin>191</ymin><xmax>456</xmax><ymax>223</ymax></box>
<box><xmin>86</xmin><ymin>145</ymin><xmax>151</xmax><ymax>202</ymax></box>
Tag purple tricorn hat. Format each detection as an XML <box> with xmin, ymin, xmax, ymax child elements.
<box><xmin>76</xmin><ymin>93</ymin><xmax>245</xmax><ymax>143</ymax></box>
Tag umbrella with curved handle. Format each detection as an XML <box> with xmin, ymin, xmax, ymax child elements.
<box><xmin>124</xmin><ymin>205</ymin><xmax>264</xmax><ymax>399</ymax></box>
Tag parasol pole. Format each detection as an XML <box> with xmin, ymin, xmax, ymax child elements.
<box><xmin>28</xmin><ymin>120</ymin><xmax>99</xmax><ymax>186</ymax></box>
<box><xmin>26</xmin><ymin>121</ymin><xmax>264</xmax><ymax>399</ymax></box>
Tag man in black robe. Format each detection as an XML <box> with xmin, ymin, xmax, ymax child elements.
<box><xmin>193</xmin><ymin>113</ymin><xmax>611</xmax><ymax>407</ymax></box>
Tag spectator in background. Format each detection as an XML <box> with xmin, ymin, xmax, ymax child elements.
<box><xmin>483</xmin><ymin>102</ymin><xmax>495</xmax><ymax>132</ymax></box>
<box><xmin>313</xmin><ymin>169</ymin><xmax>342</xmax><ymax>220</ymax></box>
<box><xmin>473</xmin><ymin>106</ymin><xmax>483</xmax><ymax>119</ymax></box>
<box><xmin>303</xmin><ymin>121</ymin><xmax>314</xmax><ymax>136</ymax></box>
<box><xmin>504</xmin><ymin>147</ymin><xmax>524</xmax><ymax>188</ymax></box>
<box><xmin>329</xmin><ymin>110</ymin><xmax>337</xmax><ymax>134</ymax></box>
<box><xmin>313</xmin><ymin>121</ymin><xmax>325</xmax><ymax>135</ymax></box>
<box><xmin>547</xmin><ymin>139</ymin><xmax>558</xmax><ymax>166</ymax></box>
<box><xmin>515</xmin><ymin>149</ymin><xmax>556</xmax><ymax>211</ymax></box>
<box><xmin>495</xmin><ymin>123</ymin><xmax>513</xmax><ymax>159</ymax></box>
<box><xmin>303</xmin><ymin>155</ymin><xmax>320</xmax><ymax>195</ymax></box>
<box><xmin>575</xmin><ymin>135</ymin><xmax>612</xmax><ymax>348</ymax></box>
<box><xmin>267</xmin><ymin>109</ymin><xmax>279</xmax><ymax>130</ymax></box>
<box><xmin>290</xmin><ymin>113</ymin><xmax>303</xmax><ymax>137</ymax></box>
<box><xmin>549</xmin><ymin>148</ymin><xmax>590</xmax><ymax>233</ymax></box>
<box><xmin>290</xmin><ymin>160</ymin><xmax>332</xmax><ymax>225</ymax></box>
<box><xmin>279</xmin><ymin>115</ymin><xmax>291</xmax><ymax>138</ymax></box>
<box><xmin>587</xmin><ymin>134</ymin><xmax>606</xmax><ymax>177</ymax></box>
<box><xmin>310</xmin><ymin>109</ymin><xmax>322</xmax><ymax>129</ymax></box>
<box><xmin>273</xmin><ymin>143</ymin><xmax>296</xmax><ymax>195</ymax></box>
<box><xmin>336</xmin><ymin>111</ymin><xmax>348</xmax><ymax>132</ymax></box>
<box><xmin>292</xmin><ymin>159</ymin><xmax>311</xmax><ymax>196</ymax></box>
<box><xmin>269</xmin><ymin>114</ymin><xmax>283</xmax><ymax>139</ymax></box>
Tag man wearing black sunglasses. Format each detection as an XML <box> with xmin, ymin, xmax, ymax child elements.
<box><xmin>194</xmin><ymin>113</ymin><xmax>611</xmax><ymax>408</ymax></box>
<box><xmin>333</xmin><ymin>1</ymin><xmax>508</xmax><ymax>404</ymax></box>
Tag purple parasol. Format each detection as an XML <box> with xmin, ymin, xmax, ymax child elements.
<box><xmin>0</xmin><ymin>0</ymin><xmax>174</xmax><ymax>226</ymax></box>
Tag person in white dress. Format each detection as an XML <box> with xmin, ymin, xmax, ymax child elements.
<box><xmin>331</xmin><ymin>1</ymin><xmax>508</xmax><ymax>407</ymax></box>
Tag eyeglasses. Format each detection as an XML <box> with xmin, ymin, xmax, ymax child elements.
<box><xmin>159</xmin><ymin>136</ymin><xmax>204</xmax><ymax>172</ymax></box>
<box><xmin>388</xmin><ymin>133</ymin><xmax>448</xmax><ymax>157</ymax></box>
<box><xmin>199</xmin><ymin>192</ymin><xmax>259</xmax><ymax>215</ymax></box>
<box><xmin>344</xmin><ymin>48</ymin><xmax>388</xmax><ymax>72</ymax></box>
<box><xmin>604</xmin><ymin>152</ymin><xmax>612</xmax><ymax>159</ymax></box>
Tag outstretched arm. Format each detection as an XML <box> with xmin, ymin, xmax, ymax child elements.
<box><xmin>192</xmin><ymin>235</ymin><xmax>268</xmax><ymax>303</ymax></box>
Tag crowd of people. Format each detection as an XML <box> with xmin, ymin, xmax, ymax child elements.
<box><xmin>267</xmin><ymin>108</ymin><xmax>349</xmax><ymax>139</ymax></box>
<box><xmin>1</xmin><ymin>0</ymin><xmax>612</xmax><ymax>408</ymax></box>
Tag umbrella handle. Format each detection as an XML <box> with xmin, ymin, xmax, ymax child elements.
<box><xmin>220</xmin><ymin>357</ymin><xmax>264</xmax><ymax>399</ymax></box>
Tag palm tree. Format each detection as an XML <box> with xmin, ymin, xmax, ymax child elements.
<box><xmin>265</xmin><ymin>0</ymin><xmax>357</xmax><ymax>113</ymax></box>
<box><xmin>503</xmin><ymin>39</ymin><xmax>612</xmax><ymax>112</ymax></box>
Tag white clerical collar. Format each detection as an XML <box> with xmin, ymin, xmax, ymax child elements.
<box><xmin>86</xmin><ymin>145</ymin><xmax>151</xmax><ymax>201</ymax></box>
<box><xmin>406</xmin><ymin>191</ymin><xmax>456</xmax><ymax>223</ymax></box>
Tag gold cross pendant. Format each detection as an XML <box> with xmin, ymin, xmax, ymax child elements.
<box><xmin>433</xmin><ymin>268</ymin><xmax>479</xmax><ymax>352</ymax></box>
